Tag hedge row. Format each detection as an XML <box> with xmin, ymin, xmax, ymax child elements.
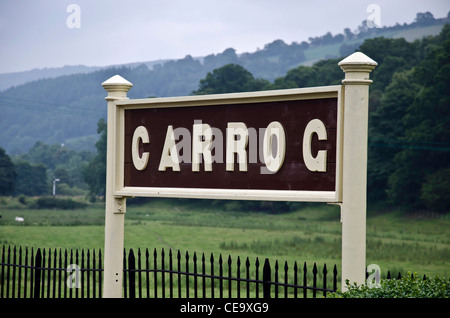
<box><xmin>328</xmin><ymin>273</ymin><xmax>449</xmax><ymax>298</ymax></box>
<box><xmin>34</xmin><ymin>197</ymin><xmax>87</xmax><ymax>210</ymax></box>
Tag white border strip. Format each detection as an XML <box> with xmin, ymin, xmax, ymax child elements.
<box><xmin>115</xmin><ymin>187</ymin><xmax>337</xmax><ymax>202</ymax></box>
<box><xmin>115</xmin><ymin>86</ymin><xmax>342</xmax><ymax>108</ymax></box>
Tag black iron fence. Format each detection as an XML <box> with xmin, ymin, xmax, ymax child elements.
<box><xmin>123</xmin><ymin>248</ymin><xmax>338</xmax><ymax>298</ymax></box>
<box><xmin>0</xmin><ymin>245</ymin><xmax>103</xmax><ymax>298</ymax></box>
<box><xmin>1</xmin><ymin>244</ymin><xmax>406</xmax><ymax>299</ymax></box>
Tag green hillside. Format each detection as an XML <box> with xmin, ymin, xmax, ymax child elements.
<box><xmin>301</xmin><ymin>21</ymin><xmax>445</xmax><ymax>66</ymax></box>
<box><xmin>0</xmin><ymin>13</ymin><xmax>447</xmax><ymax>155</ymax></box>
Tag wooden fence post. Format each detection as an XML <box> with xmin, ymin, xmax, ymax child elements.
<box><xmin>338</xmin><ymin>52</ymin><xmax>377</xmax><ymax>290</ymax></box>
<box><xmin>102</xmin><ymin>75</ymin><xmax>133</xmax><ymax>298</ymax></box>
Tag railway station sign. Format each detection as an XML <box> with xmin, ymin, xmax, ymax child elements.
<box><xmin>113</xmin><ymin>86</ymin><xmax>343</xmax><ymax>202</ymax></box>
<box><xmin>101</xmin><ymin>52</ymin><xmax>377</xmax><ymax>298</ymax></box>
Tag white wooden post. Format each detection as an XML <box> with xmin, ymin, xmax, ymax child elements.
<box><xmin>338</xmin><ymin>52</ymin><xmax>377</xmax><ymax>289</ymax></box>
<box><xmin>101</xmin><ymin>75</ymin><xmax>133</xmax><ymax>298</ymax></box>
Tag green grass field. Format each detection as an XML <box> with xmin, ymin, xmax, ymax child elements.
<box><xmin>1</xmin><ymin>197</ymin><xmax>449</xmax><ymax>281</ymax></box>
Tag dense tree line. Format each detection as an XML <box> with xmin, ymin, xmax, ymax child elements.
<box><xmin>0</xmin><ymin>147</ymin><xmax>15</xmax><ymax>195</ymax></box>
<box><xmin>0</xmin><ymin>140</ymin><xmax>94</xmax><ymax>196</ymax></box>
<box><xmin>82</xmin><ymin>119</ymin><xmax>107</xmax><ymax>199</ymax></box>
<box><xmin>192</xmin><ymin>25</ymin><xmax>450</xmax><ymax>212</ymax></box>
<box><xmin>0</xmin><ymin>146</ymin><xmax>47</xmax><ymax>196</ymax></box>
<box><xmin>358</xmin><ymin>26</ymin><xmax>450</xmax><ymax>212</ymax></box>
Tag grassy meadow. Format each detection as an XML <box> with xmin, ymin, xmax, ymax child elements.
<box><xmin>0</xmin><ymin>196</ymin><xmax>449</xmax><ymax>283</ymax></box>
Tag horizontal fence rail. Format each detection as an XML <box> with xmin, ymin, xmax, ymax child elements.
<box><xmin>1</xmin><ymin>245</ymin><xmax>417</xmax><ymax>298</ymax></box>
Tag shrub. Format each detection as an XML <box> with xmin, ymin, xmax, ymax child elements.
<box><xmin>35</xmin><ymin>197</ymin><xmax>87</xmax><ymax>210</ymax></box>
<box><xmin>55</xmin><ymin>183</ymin><xmax>87</xmax><ymax>196</ymax></box>
<box><xmin>18</xmin><ymin>195</ymin><xmax>27</xmax><ymax>205</ymax></box>
<box><xmin>420</xmin><ymin>167</ymin><xmax>450</xmax><ymax>213</ymax></box>
<box><xmin>328</xmin><ymin>273</ymin><xmax>449</xmax><ymax>298</ymax></box>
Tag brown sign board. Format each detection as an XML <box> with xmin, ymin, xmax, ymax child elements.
<box><xmin>114</xmin><ymin>86</ymin><xmax>343</xmax><ymax>202</ymax></box>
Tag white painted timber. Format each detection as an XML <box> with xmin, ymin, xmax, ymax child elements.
<box><xmin>338</xmin><ymin>52</ymin><xmax>377</xmax><ymax>290</ymax></box>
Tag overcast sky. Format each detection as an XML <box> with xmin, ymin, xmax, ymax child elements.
<box><xmin>0</xmin><ymin>0</ymin><xmax>448</xmax><ymax>74</ymax></box>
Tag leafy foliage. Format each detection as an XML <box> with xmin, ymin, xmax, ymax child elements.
<box><xmin>384</xmin><ymin>25</ymin><xmax>450</xmax><ymax>211</ymax></box>
<box><xmin>13</xmin><ymin>160</ymin><xmax>47</xmax><ymax>196</ymax></box>
<box><xmin>33</xmin><ymin>196</ymin><xmax>87</xmax><ymax>210</ymax></box>
<box><xmin>0</xmin><ymin>147</ymin><xmax>16</xmax><ymax>195</ymax></box>
<box><xmin>190</xmin><ymin>25</ymin><xmax>450</xmax><ymax>213</ymax></box>
<box><xmin>83</xmin><ymin>119</ymin><xmax>107</xmax><ymax>198</ymax></box>
<box><xmin>329</xmin><ymin>273</ymin><xmax>449</xmax><ymax>298</ymax></box>
<box><xmin>193</xmin><ymin>64</ymin><xmax>270</xmax><ymax>95</ymax></box>
<box><xmin>420</xmin><ymin>167</ymin><xmax>450</xmax><ymax>211</ymax></box>
<box><xmin>265</xmin><ymin>58</ymin><xmax>343</xmax><ymax>90</ymax></box>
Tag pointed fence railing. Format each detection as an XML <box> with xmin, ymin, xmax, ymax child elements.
<box><xmin>1</xmin><ymin>245</ymin><xmax>413</xmax><ymax>298</ymax></box>
<box><xmin>0</xmin><ymin>245</ymin><xmax>103</xmax><ymax>298</ymax></box>
<box><xmin>122</xmin><ymin>248</ymin><xmax>338</xmax><ymax>298</ymax></box>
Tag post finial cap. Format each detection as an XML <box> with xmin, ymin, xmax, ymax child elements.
<box><xmin>339</xmin><ymin>52</ymin><xmax>377</xmax><ymax>84</ymax></box>
<box><xmin>338</xmin><ymin>52</ymin><xmax>377</xmax><ymax>68</ymax></box>
<box><xmin>102</xmin><ymin>75</ymin><xmax>133</xmax><ymax>92</ymax></box>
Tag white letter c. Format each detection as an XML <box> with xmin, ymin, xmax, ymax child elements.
<box><xmin>132</xmin><ymin>126</ymin><xmax>150</xmax><ymax>171</ymax></box>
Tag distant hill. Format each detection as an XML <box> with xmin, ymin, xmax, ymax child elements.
<box><xmin>0</xmin><ymin>60</ymin><xmax>170</xmax><ymax>92</ymax></box>
<box><xmin>1</xmin><ymin>12</ymin><xmax>446</xmax><ymax>92</ymax></box>
<box><xmin>0</xmin><ymin>12</ymin><xmax>448</xmax><ymax>155</ymax></box>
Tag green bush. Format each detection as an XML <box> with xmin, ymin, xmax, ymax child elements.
<box><xmin>34</xmin><ymin>197</ymin><xmax>87</xmax><ymax>210</ymax></box>
<box><xmin>328</xmin><ymin>273</ymin><xmax>449</xmax><ymax>298</ymax></box>
<box><xmin>420</xmin><ymin>167</ymin><xmax>450</xmax><ymax>213</ymax></box>
<box><xmin>55</xmin><ymin>183</ymin><xmax>87</xmax><ymax>196</ymax></box>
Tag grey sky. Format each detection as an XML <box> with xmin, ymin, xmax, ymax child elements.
<box><xmin>0</xmin><ymin>0</ymin><xmax>448</xmax><ymax>74</ymax></box>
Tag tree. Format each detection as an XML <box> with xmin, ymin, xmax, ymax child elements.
<box><xmin>13</xmin><ymin>160</ymin><xmax>48</xmax><ymax>196</ymax></box>
<box><xmin>54</xmin><ymin>167</ymin><xmax>73</xmax><ymax>187</ymax></box>
<box><xmin>263</xmin><ymin>39</ymin><xmax>288</xmax><ymax>55</ymax></box>
<box><xmin>83</xmin><ymin>119</ymin><xmax>107</xmax><ymax>198</ymax></box>
<box><xmin>283</xmin><ymin>66</ymin><xmax>317</xmax><ymax>88</ymax></box>
<box><xmin>203</xmin><ymin>48</ymin><xmax>239</xmax><ymax>70</ymax></box>
<box><xmin>192</xmin><ymin>64</ymin><xmax>270</xmax><ymax>95</ymax></box>
<box><xmin>310</xmin><ymin>58</ymin><xmax>343</xmax><ymax>86</ymax></box>
<box><xmin>0</xmin><ymin>147</ymin><xmax>16</xmax><ymax>195</ymax></box>
<box><xmin>359</xmin><ymin>37</ymin><xmax>417</xmax><ymax>92</ymax></box>
<box><xmin>343</xmin><ymin>28</ymin><xmax>353</xmax><ymax>40</ymax></box>
<box><xmin>18</xmin><ymin>140</ymin><xmax>93</xmax><ymax>192</ymax></box>
<box><xmin>386</xmin><ymin>25</ymin><xmax>450</xmax><ymax>210</ymax></box>
<box><xmin>415</xmin><ymin>12</ymin><xmax>435</xmax><ymax>26</ymax></box>
<box><xmin>268</xmin><ymin>58</ymin><xmax>342</xmax><ymax>90</ymax></box>
<box><xmin>367</xmin><ymin>70</ymin><xmax>420</xmax><ymax>201</ymax></box>
<box><xmin>339</xmin><ymin>42</ymin><xmax>361</xmax><ymax>57</ymax></box>
<box><xmin>420</xmin><ymin>167</ymin><xmax>450</xmax><ymax>212</ymax></box>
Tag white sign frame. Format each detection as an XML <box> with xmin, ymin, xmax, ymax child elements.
<box><xmin>112</xmin><ymin>85</ymin><xmax>344</xmax><ymax>203</ymax></box>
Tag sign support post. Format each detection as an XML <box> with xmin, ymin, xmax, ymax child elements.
<box><xmin>102</xmin><ymin>75</ymin><xmax>133</xmax><ymax>298</ymax></box>
<box><xmin>338</xmin><ymin>52</ymin><xmax>377</xmax><ymax>290</ymax></box>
